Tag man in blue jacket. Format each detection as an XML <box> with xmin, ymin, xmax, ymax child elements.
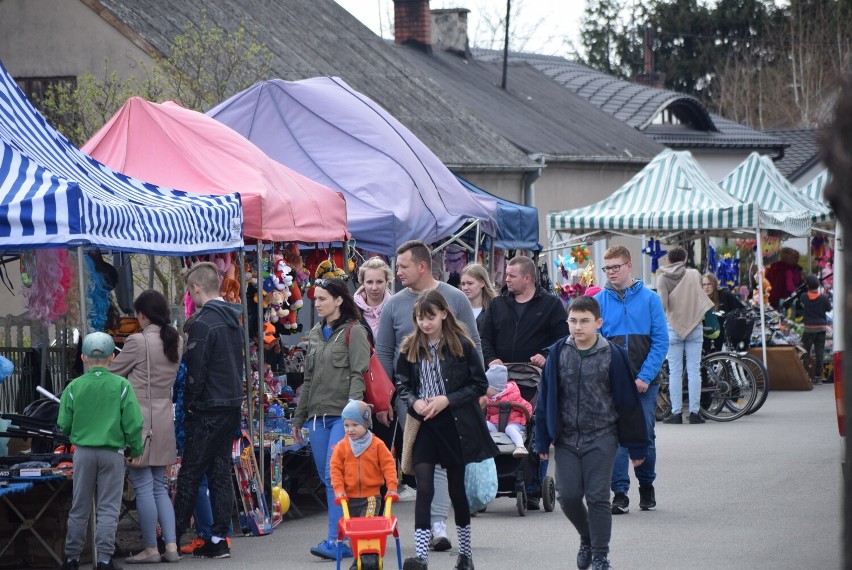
<box><xmin>536</xmin><ymin>296</ymin><xmax>647</xmax><ymax>570</ymax></box>
<box><xmin>595</xmin><ymin>246</ymin><xmax>668</xmax><ymax>515</ymax></box>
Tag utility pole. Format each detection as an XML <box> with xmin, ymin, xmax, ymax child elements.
<box><xmin>501</xmin><ymin>0</ymin><xmax>511</xmax><ymax>90</ymax></box>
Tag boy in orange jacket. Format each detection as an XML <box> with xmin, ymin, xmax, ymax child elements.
<box><xmin>331</xmin><ymin>400</ymin><xmax>399</xmax><ymax>520</ymax></box>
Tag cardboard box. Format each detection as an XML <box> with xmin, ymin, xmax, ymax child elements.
<box><xmin>747</xmin><ymin>346</ymin><xmax>812</xmax><ymax>391</ymax></box>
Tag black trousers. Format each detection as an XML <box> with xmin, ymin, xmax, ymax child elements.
<box><xmin>174</xmin><ymin>408</ymin><xmax>241</xmax><ymax>539</ymax></box>
<box><xmin>801</xmin><ymin>330</ymin><xmax>827</xmax><ymax>379</ymax></box>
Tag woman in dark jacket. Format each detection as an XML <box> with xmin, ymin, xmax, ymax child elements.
<box><xmin>702</xmin><ymin>273</ymin><xmax>746</xmax><ymax>353</ymax></box>
<box><xmin>395</xmin><ymin>289</ymin><xmax>498</xmax><ymax>570</ymax></box>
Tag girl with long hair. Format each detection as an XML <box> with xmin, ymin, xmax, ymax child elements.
<box><xmin>395</xmin><ymin>289</ymin><xmax>498</xmax><ymax>570</ymax></box>
<box><xmin>459</xmin><ymin>263</ymin><xmax>497</xmax><ymax>327</ymax></box>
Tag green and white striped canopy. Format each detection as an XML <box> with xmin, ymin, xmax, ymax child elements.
<box><xmin>718</xmin><ymin>153</ymin><xmax>821</xmax><ymax>234</ymax></box>
<box><xmin>549</xmin><ymin>150</ymin><xmax>789</xmax><ymax>234</ymax></box>
<box><xmin>799</xmin><ymin>169</ymin><xmax>834</xmax><ymax>224</ymax></box>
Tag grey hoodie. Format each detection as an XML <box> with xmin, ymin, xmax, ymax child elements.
<box><xmin>184</xmin><ymin>299</ymin><xmax>245</xmax><ymax>412</ymax></box>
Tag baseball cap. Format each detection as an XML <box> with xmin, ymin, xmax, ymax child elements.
<box><xmin>82</xmin><ymin>332</ymin><xmax>115</xmax><ymax>358</ymax></box>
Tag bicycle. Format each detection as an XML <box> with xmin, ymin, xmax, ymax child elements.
<box><xmin>720</xmin><ymin>307</ymin><xmax>769</xmax><ymax>415</ymax></box>
<box><xmin>656</xmin><ymin>351</ymin><xmax>759</xmax><ymax>422</ymax></box>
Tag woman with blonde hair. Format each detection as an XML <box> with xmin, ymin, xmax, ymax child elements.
<box><xmin>459</xmin><ymin>263</ymin><xmax>497</xmax><ymax>327</ymax></box>
<box><xmin>355</xmin><ymin>256</ymin><xmax>393</xmax><ymax>338</ymax></box>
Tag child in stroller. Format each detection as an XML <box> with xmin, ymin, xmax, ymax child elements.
<box><xmin>480</xmin><ymin>363</ymin><xmax>556</xmax><ymax>516</ymax></box>
<box><xmin>482</xmin><ymin>365</ymin><xmax>532</xmax><ymax>457</ymax></box>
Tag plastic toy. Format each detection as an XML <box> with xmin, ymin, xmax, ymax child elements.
<box><xmin>335</xmin><ymin>496</ymin><xmax>402</xmax><ymax>570</ymax></box>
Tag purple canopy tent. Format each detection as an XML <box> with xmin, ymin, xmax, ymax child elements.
<box><xmin>207</xmin><ymin>76</ymin><xmax>497</xmax><ymax>256</ymax></box>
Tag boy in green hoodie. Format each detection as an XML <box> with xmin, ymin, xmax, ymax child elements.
<box><xmin>59</xmin><ymin>332</ymin><xmax>144</xmax><ymax>570</ymax></box>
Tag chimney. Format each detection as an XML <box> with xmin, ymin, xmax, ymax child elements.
<box><xmin>394</xmin><ymin>0</ymin><xmax>432</xmax><ymax>52</ymax></box>
<box><xmin>634</xmin><ymin>26</ymin><xmax>665</xmax><ymax>89</ymax></box>
<box><xmin>430</xmin><ymin>8</ymin><xmax>470</xmax><ymax>57</ymax></box>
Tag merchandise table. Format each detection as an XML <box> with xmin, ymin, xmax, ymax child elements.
<box><xmin>0</xmin><ymin>475</ymin><xmax>69</xmax><ymax>567</ymax></box>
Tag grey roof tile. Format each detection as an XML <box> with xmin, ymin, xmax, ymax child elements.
<box><xmin>93</xmin><ymin>0</ymin><xmax>536</xmax><ymax>170</ymax></box>
<box><xmin>766</xmin><ymin>128</ymin><xmax>820</xmax><ymax>179</ymax></box>
<box><xmin>474</xmin><ymin>48</ymin><xmax>783</xmax><ymax>151</ymax></box>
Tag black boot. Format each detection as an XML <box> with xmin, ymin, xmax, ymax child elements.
<box><xmin>454</xmin><ymin>554</ymin><xmax>474</xmax><ymax>570</ymax></box>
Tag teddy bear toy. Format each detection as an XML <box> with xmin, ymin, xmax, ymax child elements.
<box><xmin>266</xmin><ymin>290</ymin><xmax>290</xmax><ymax>323</ymax></box>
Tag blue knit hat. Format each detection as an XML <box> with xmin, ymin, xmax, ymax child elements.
<box><xmin>341</xmin><ymin>399</ymin><xmax>372</xmax><ymax>429</ymax></box>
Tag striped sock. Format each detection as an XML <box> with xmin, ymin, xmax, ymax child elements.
<box><xmin>457</xmin><ymin>524</ymin><xmax>472</xmax><ymax>557</ymax></box>
<box><xmin>414</xmin><ymin>528</ymin><xmax>430</xmax><ymax>561</ymax></box>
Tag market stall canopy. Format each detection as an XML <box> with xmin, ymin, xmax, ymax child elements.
<box><xmin>548</xmin><ymin>149</ymin><xmax>791</xmax><ymax>236</ymax></box>
<box><xmin>82</xmin><ymin>98</ymin><xmax>348</xmax><ymax>243</ymax></box>
<box><xmin>456</xmin><ymin>176</ymin><xmax>541</xmax><ymax>251</ymax></box>
<box><xmin>207</xmin><ymin>77</ymin><xmax>498</xmax><ymax>255</ymax></box>
<box><xmin>718</xmin><ymin>152</ymin><xmax>824</xmax><ymax>234</ymax></box>
<box><xmin>0</xmin><ymin>61</ymin><xmax>243</xmax><ymax>254</ymax></box>
<box><xmin>799</xmin><ymin>169</ymin><xmax>834</xmax><ymax>225</ymax></box>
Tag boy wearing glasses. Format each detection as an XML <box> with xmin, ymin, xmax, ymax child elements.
<box><xmin>593</xmin><ymin>246</ymin><xmax>667</xmax><ymax>515</ymax></box>
<box><xmin>536</xmin><ymin>296</ymin><xmax>648</xmax><ymax>570</ymax></box>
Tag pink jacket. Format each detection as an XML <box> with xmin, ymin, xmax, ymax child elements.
<box><xmin>485</xmin><ymin>381</ymin><xmax>532</xmax><ymax>427</ymax></box>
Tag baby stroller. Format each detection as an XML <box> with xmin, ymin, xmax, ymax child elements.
<box><xmin>483</xmin><ymin>363</ymin><xmax>555</xmax><ymax>516</ymax></box>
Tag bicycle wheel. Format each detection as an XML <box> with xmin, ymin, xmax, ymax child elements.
<box><xmin>699</xmin><ymin>353</ymin><xmax>757</xmax><ymax>422</ymax></box>
<box><xmin>655</xmin><ymin>362</ymin><xmax>671</xmax><ymax>421</ymax></box>
<box><xmin>738</xmin><ymin>353</ymin><xmax>769</xmax><ymax>414</ymax></box>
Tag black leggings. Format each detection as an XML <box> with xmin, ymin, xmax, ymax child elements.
<box><xmin>413</xmin><ymin>462</ymin><xmax>469</xmax><ymax>530</ymax></box>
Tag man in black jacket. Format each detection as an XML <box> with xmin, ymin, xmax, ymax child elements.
<box><xmin>479</xmin><ymin>255</ymin><xmax>568</xmax><ymax>508</ymax></box>
<box><xmin>174</xmin><ymin>261</ymin><xmax>244</xmax><ymax>559</ymax></box>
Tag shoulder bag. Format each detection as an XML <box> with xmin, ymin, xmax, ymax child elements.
<box><xmin>345</xmin><ymin>323</ymin><xmax>396</xmax><ymax>413</ymax></box>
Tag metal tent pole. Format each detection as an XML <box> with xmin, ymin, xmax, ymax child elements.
<box><xmin>256</xmin><ymin>243</ymin><xmax>265</xmax><ymax>490</ymax></box>
<box><xmin>239</xmin><ymin>249</ymin><xmax>254</xmax><ymax>451</ymax></box>
<box><xmin>755</xmin><ymin>230</ymin><xmax>768</xmax><ymax>368</ymax></box>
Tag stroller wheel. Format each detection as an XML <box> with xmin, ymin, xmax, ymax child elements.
<box><xmin>542</xmin><ymin>475</ymin><xmax>556</xmax><ymax>512</ymax></box>
<box><xmin>517</xmin><ymin>489</ymin><xmax>527</xmax><ymax>516</ymax></box>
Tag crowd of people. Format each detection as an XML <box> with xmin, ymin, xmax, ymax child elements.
<box><xmin>54</xmin><ymin>237</ymin><xmax>831</xmax><ymax>570</ymax></box>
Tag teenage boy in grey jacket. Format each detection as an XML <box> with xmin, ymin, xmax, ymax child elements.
<box><xmin>536</xmin><ymin>296</ymin><xmax>648</xmax><ymax>570</ymax></box>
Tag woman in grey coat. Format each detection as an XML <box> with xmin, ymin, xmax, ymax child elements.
<box><xmin>110</xmin><ymin>290</ymin><xmax>183</xmax><ymax>563</ymax></box>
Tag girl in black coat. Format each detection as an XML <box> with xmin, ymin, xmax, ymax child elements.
<box><xmin>395</xmin><ymin>289</ymin><xmax>498</xmax><ymax>570</ymax></box>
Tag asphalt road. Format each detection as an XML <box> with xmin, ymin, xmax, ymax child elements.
<box><xmin>134</xmin><ymin>386</ymin><xmax>843</xmax><ymax>569</ymax></box>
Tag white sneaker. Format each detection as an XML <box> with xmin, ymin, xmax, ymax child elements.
<box><xmin>429</xmin><ymin>521</ymin><xmax>451</xmax><ymax>551</ymax></box>
<box><xmin>397</xmin><ymin>484</ymin><xmax>417</xmax><ymax>502</ymax></box>
<box><xmin>512</xmin><ymin>446</ymin><xmax>529</xmax><ymax>457</ymax></box>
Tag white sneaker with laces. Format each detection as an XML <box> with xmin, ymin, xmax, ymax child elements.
<box><xmin>512</xmin><ymin>446</ymin><xmax>529</xmax><ymax>457</ymax></box>
<box><xmin>429</xmin><ymin>521</ymin><xmax>451</xmax><ymax>551</ymax></box>
<box><xmin>397</xmin><ymin>484</ymin><xmax>417</xmax><ymax>502</ymax></box>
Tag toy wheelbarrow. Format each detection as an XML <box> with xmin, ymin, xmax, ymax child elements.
<box><xmin>336</xmin><ymin>495</ymin><xmax>402</xmax><ymax>570</ymax></box>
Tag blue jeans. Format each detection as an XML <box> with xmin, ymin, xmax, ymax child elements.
<box><xmin>611</xmin><ymin>382</ymin><xmax>658</xmax><ymax>493</ymax></box>
<box><xmin>307</xmin><ymin>415</ymin><xmax>345</xmax><ymax>542</ymax></box>
<box><xmin>667</xmin><ymin>325</ymin><xmax>703</xmax><ymax>414</ymax></box>
<box><xmin>127</xmin><ymin>465</ymin><xmax>176</xmax><ymax>547</ymax></box>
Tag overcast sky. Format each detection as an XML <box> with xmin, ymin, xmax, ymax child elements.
<box><xmin>334</xmin><ymin>0</ymin><xmax>585</xmax><ymax>57</ymax></box>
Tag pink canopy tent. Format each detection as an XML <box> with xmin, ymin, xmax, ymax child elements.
<box><xmin>82</xmin><ymin>97</ymin><xmax>349</xmax><ymax>243</ymax></box>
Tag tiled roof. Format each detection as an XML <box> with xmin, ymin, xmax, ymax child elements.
<box><xmin>91</xmin><ymin>0</ymin><xmax>537</xmax><ymax>171</ymax></box>
<box><xmin>765</xmin><ymin>128</ymin><xmax>820</xmax><ymax>179</ymax></box>
<box><xmin>393</xmin><ymin>45</ymin><xmax>663</xmax><ymax>162</ymax></box>
<box><xmin>473</xmin><ymin>48</ymin><xmax>784</xmax><ymax>152</ymax></box>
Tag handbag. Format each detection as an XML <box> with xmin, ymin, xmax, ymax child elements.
<box><xmin>400</xmin><ymin>415</ymin><xmax>421</xmax><ymax>476</ymax></box>
<box><xmin>464</xmin><ymin>457</ymin><xmax>497</xmax><ymax>511</ymax></box>
<box><xmin>345</xmin><ymin>324</ymin><xmax>396</xmax><ymax>413</ymax></box>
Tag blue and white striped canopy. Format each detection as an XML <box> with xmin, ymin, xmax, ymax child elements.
<box><xmin>548</xmin><ymin>150</ymin><xmax>791</xmax><ymax>235</ymax></box>
<box><xmin>0</xmin><ymin>61</ymin><xmax>243</xmax><ymax>254</ymax></box>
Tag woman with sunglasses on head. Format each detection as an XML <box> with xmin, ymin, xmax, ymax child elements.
<box><xmin>293</xmin><ymin>278</ymin><xmax>371</xmax><ymax>561</ymax></box>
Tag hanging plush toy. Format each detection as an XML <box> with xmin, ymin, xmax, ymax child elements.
<box><xmin>283</xmin><ymin>276</ymin><xmax>304</xmax><ymax>334</ymax></box>
<box><xmin>283</xmin><ymin>243</ymin><xmax>310</xmax><ymax>291</ymax></box>
<box><xmin>570</xmin><ymin>245</ymin><xmax>591</xmax><ymax>265</ymax></box>
<box><xmin>219</xmin><ymin>253</ymin><xmax>240</xmax><ymax>304</ymax></box>
<box><xmin>641</xmin><ymin>239</ymin><xmax>667</xmax><ymax>275</ymax></box>
<box><xmin>271</xmin><ymin>255</ymin><xmax>294</xmax><ymax>292</ymax></box>
<box><xmin>266</xmin><ymin>290</ymin><xmax>289</xmax><ymax>323</ymax></box>
<box><xmin>716</xmin><ymin>253</ymin><xmax>740</xmax><ymax>289</ymax></box>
